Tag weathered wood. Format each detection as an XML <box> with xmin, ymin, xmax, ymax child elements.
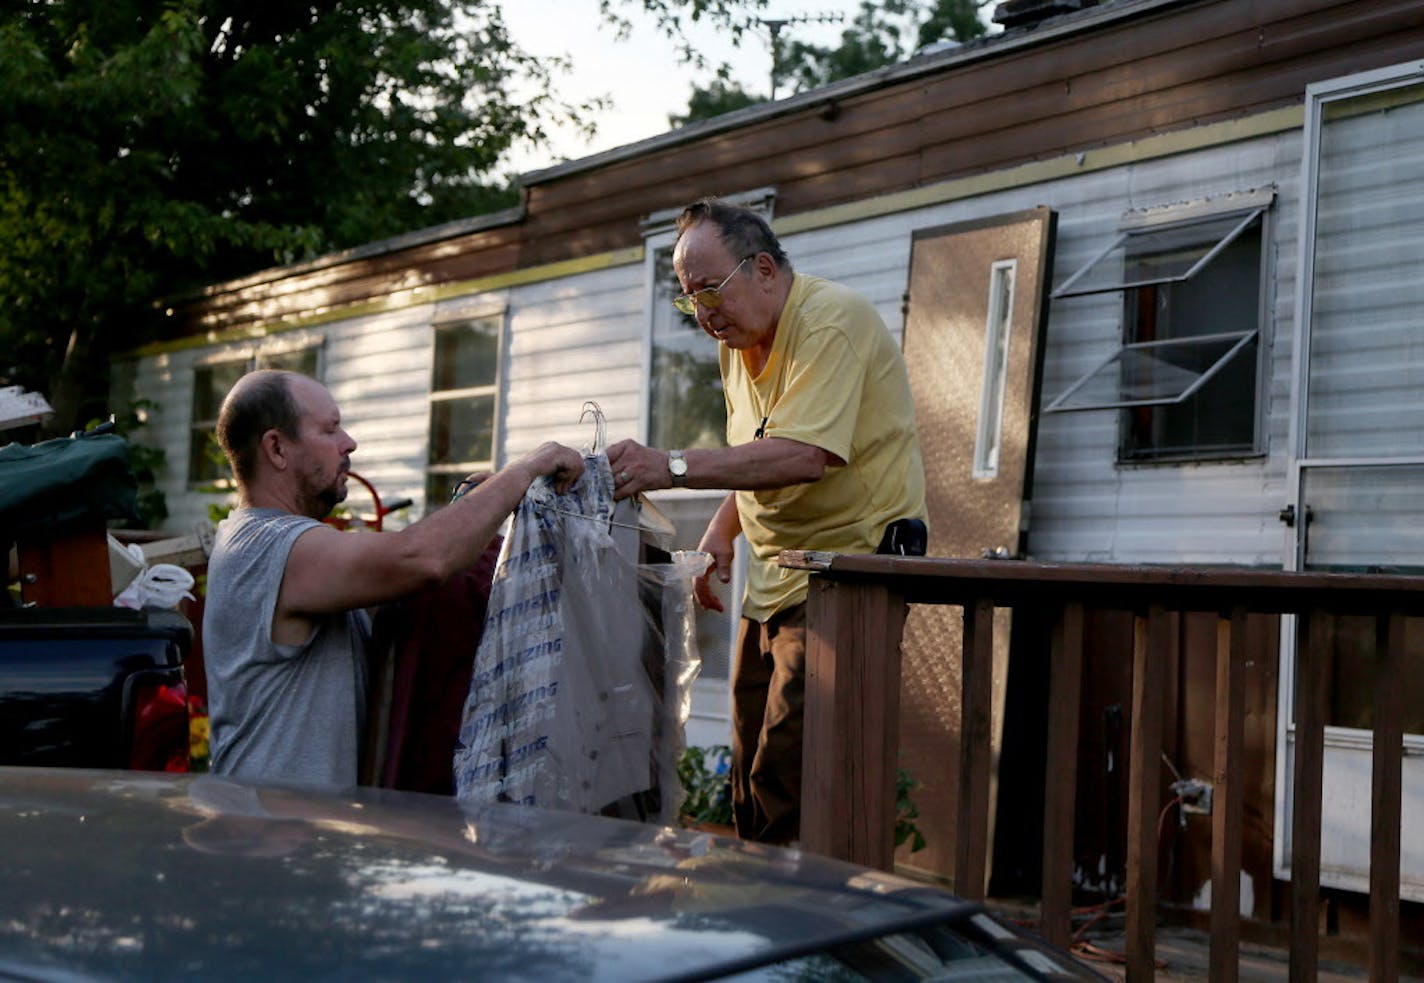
<box><xmin>1210</xmin><ymin>606</ymin><xmax>1248</xmax><ymax>983</ymax></box>
<box><xmin>778</xmin><ymin>551</ymin><xmax>1424</xmax><ymax>616</ymax></box>
<box><xmin>1369</xmin><ymin>613</ymin><xmax>1404</xmax><ymax>983</ymax></box>
<box><xmin>167</xmin><ymin>1</ymin><xmax>1424</xmax><ymax>338</ymax></box>
<box><xmin>800</xmin><ymin>577</ymin><xmax>908</xmax><ymax>870</ymax></box>
<box><xmin>1125</xmin><ymin>605</ymin><xmax>1170</xmax><ymax>981</ymax></box>
<box><xmin>787</xmin><ymin>553</ymin><xmax>1418</xmax><ymax>976</ymax></box>
<box><xmin>1289</xmin><ymin>612</ymin><xmax>1331</xmax><ymax>982</ymax></box>
<box><xmin>136</xmin><ymin>531</ymin><xmax>213</xmax><ymax>569</ymax></box>
<box><xmin>1041</xmin><ymin>601</ymin><xmax>1084</xmax><ymax>949</ymax></box>
<box><xmin>954</xmin><ymin>598</ymin><xmax>995</xmax><ymax>899</ymax></box>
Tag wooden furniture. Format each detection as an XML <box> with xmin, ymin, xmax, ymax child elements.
<box><xmin>15</xmin><ymin>519</ymin><xmax>112</xmax><ymax>607</ymax></box>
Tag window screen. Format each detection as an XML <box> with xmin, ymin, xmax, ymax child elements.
<box><xmin>1046</xmin><ymin>205</ymin><xmax>1267</xmax><ymax>462</ymax></box>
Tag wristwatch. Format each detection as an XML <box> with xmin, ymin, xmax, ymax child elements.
<box><xmin>668</xmin><ymin>449</ymin><xmax>689</xmax><ymax>487</ymax></box>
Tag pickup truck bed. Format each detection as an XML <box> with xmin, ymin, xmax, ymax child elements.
<box><xmin>0</xmin><ymin>606</ymin><xmax>190</xmax><ymax>771</ymax></box>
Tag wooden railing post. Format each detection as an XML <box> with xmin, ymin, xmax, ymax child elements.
<box><xmin>800</xmin><ymin>576</ymin><xmax>908</xmax><ymax>870</ymax></box>
<box><xmin>954</xmin><ymin>598</ymin><xmax>995</xmax><ymax>899</ymax></box>
<box><xmin>1209</xmin><ymin>606</ymin><xmax>1248</xmax><ymax>983</ymax></box>
<box><xmin>1125</xmin><ymin>604</ymin><xmax>1169</xmax><ymax>982</ymax></box>
<box><xmin>1369</xmin><ymin>613</ymin><xmax>1404</xmax><ymax>983</ymax></box>
<box><xmin>1290</xmin><ymin>611</ymin><xmax>1331</xmax><ymax>982</ymax></box>
<box><xmin>1041</xmin><ymin>601</ymin><xmax>1084</xmax><ymax>949</ymax></box>
<box><xmin>778</xmin><ymin>551</ymin><xmax>1423</xmax><ymax>977</ymax></box>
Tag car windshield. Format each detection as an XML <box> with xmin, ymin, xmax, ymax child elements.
<box><xmin>712</xmin><ymin>913</ymin><xmax>1088</xmax><ymax>981</ymax></box>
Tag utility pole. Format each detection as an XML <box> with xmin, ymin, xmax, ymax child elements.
<box><xmin>757</xmin><ymin>11</ymin><xmax>845</xmax><ymax>101</ymax></box>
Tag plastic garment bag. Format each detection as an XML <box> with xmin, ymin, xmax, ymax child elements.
<box><xmin>453</xmin><ymin>449</ymin><xmax>704</xmax><ymax>819</ymax></box>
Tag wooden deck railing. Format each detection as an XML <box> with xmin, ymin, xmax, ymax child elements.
<box><xmin>781</xmin><ymin>551</ymin><xmax>1418</xmax><ymax>983</ymax></box>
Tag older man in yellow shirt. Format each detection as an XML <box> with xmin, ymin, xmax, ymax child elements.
<box><xmin>608</xmin><ymin>197</ymin><xmax>926</xmax><ymax>844</ymax></box>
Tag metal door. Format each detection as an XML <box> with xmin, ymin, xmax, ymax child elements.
<box><xmin>1279</xmin><ymin>61</ymin><xmax>1424</xmax><ymax>901</ymax></box>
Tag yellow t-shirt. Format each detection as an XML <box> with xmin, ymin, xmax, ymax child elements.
<box><xmin>722</xmin><ymin>273</ymin><xmax>927</xmax><ymax>621</ymax></box>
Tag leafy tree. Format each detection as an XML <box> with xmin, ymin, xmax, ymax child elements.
<box><xmin>778</xmin><ymin>0</ymin><xmax>921</xmax><ymax>93</ymax></box>
<box><xmin>672</xmin><ymin>0</ymin><xmax>992</xmax><ymax>125</ymax></box>
<box><xmin>0</xmin><ymin>0</ymin><xmax>765</xmax><ymax>435</ymax></box>
<box><xmin>780</xmin><ymin>0</ymin><xmax>990</xmax><ymax>93</ymax></box>
<box><xmin>0</xmin><ymin>0</ymin><xmax>580</xmax><ymax>433</ymax></box>
<box><xmin>668</xmin><ymin>78</ymin><xmax>762</xmax><ymax>129</ymax></box>
<box><xmin>916</xmin><ymin>0</ymin><xmax>994</xmax><ymax>49</ymax></box>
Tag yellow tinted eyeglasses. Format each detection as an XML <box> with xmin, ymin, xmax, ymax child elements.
<box><xmin>672</xmin><ymin>256</ymin><xmax>752</xmax><ymax>316</ymax></box>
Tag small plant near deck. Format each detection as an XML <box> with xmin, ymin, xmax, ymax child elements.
<box><xmin>677</xmin><ymin>744</ymin><xmax>733</xmax><ymax>828</ymax></box>
<box><xmin>896</xmin><ymin>767</ymin><xmax>927</xmax><ymax>854</ymax></box>
<box><xmin>678</xmin><ymin>745</ymin><xmax>927</xmax><ymax>853</ymax></box>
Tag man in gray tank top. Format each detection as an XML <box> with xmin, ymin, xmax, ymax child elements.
<box><xmin>203</xmin><ymin>370</ymin><xmax>583</xmax><ymax>788</ymax></box>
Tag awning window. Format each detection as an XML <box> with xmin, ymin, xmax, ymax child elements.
<box><xmin>1051</xmin><ymin>208</ymin><xmax>1265</xmax><ymax>299</ymax></box>
<box><xmin>1045</xmin><ymin>330</ymin><xmax>1257</xmax><ymax>412</ymax></box>
<box><xmin>1044</xmin><ymin>201</ymin><xmax>1266</xmax><ymax>418</ymax></box>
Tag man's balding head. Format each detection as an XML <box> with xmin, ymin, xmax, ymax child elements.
<box><xmin>216</xmin><ymin>370</ymin><xmax>304</xmax><ymax>486</ymax></box>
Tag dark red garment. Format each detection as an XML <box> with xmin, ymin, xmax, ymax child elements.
<box><xmin>365</xmin><ymin>536</ymin><xmax>502</xmax><ymax>795</ymax></box>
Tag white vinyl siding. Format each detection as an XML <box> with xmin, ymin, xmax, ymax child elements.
<box><xmin>502</xmin><ymin>266</ymin><xmax>646</xmax><ymax>457</ymax></box>
<box><xmin>769</xmin><ymin>137</ymin><xmax>1297</xmax><ymax>568</ymax></box>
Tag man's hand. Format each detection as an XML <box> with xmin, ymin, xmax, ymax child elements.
<box><xmin>693</xmin><ymin>541</ymin><xmax>732</xmax><ymax>612</ymax></box>
<box><xmin>693</xmin><ymin>496</ymin><xmax>741</xmax><ymax>612</ymax></box>
<box><xmin>520</xmin><ymin>441</ymin><xmax>585</xmax><ymax>494</ymax></box>
<box><xmin>606</xmin><ymin>438</ymin><xmax>672</xmax><ymax>500</ymax></box>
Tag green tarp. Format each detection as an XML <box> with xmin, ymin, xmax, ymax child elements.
<box><xmin>0</xmin><ymin>432</ymin><xmax>138</xmax><ymax>540</ymax></box>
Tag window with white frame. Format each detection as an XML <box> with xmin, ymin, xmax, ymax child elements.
<box><xmin>645</xmin><ymin>236</ymin><xmax>736</xmax><ymax>695</ymax></box>
<box><xmin>425</xmin><ymin>313</ymin><xmax>501</xmax><ymax>507</ymax></box>
<box><xmin>648</xmin><ymin>246</ymin><xmax>728</xmax><ymax>451</ymax></box>
<box><xmin>188</xmin><ymin>344</ymin><xmax>322</xmax><ymax>485</ymax></box>
<box><xmin>640</xmin><ymin>191</ymin><xmax>772</xmax><ymax>720</ymax></box>
<box><xmin>1046</xmin><ymin>191</ymin><xmax>1271</xmax><ymax>462</ymax></box>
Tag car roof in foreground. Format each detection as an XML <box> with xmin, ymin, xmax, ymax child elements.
<box><xmin>0</xmin><ymin>767</ymin><xmax>1099</xmax><ymax>981</ymax></box>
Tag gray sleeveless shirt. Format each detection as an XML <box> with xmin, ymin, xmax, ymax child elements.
<box><xmin>203</xmin><ymin>508</ymin><xmax>369</xmax><ymax>787</ymax></box>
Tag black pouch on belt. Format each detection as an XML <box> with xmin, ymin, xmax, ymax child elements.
<box><xmin>875</xmin><ymin>518</ymin><xmax>927</xmax><ymax>556</ymax></box>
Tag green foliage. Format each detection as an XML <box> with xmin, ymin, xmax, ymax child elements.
<box><xmin>0</xmin><ymin>0</ymin><xmax>857</xmax><ymax>433</ymax></box>
<box><xmin>677</xmin><ymin>744</ymin><xmax>733</xmax><ymax>826</ymax></box>
<box><xmin>916</xmin><ymin>0</ymin><xmax>993</xmax><ymax>50</ymax></box>
<box><xmin>669</xmin><ymin>78</ymin><xmax>763</xmax><ymax>128</ymax></box>
<box><xmin>895</xmin><ymin>767</ymin><xmax>927</xmax><ymax>854</ymax></box>
<box><xmin>674</xmin><ymin>0</ymin><xmax>992</xmax><ymax>122</ymax></box>
<box><xmin>599</xmin><ymin>0</ymin><xmax>771</xmax><ymax>75</ymax></box>
<box><xmin>98</xmin><ymin>399</ymin><xmax>169</xmax><ymax>529</ymax></box>
<box><xmin>678</xmin><ymin>744</ymin><xmax>928</xmax><ymax>853</ymax></box>
<box><xmin>779</xmin><ymin>0</ymin><xmax>989</xmax><ymax>96</ymax></box>
<box><xmin>0</xmin><ymin>0</ymin><xmax>606</xmax><ymax>433</ymax></box>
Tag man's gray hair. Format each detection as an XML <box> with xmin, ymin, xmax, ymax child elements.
<box><xmin>676</xmin><ymin>198</ymin><xmax>791</xmax><ymax>271</ymax></box>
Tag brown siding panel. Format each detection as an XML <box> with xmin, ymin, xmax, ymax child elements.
<box><xmin>169</xmin><ymin>0</ymin><xmax>1424</xmax><ymax>335</ymax></box>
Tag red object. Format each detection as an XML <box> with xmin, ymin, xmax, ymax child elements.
<box><xmin>367</xmin><ymin>536</ymin><xmax>502</xmax><ymax>794</ymax></box>
<box><xmin>130</xmin><ymin>679</ymin><xmax>190</xmax><ymax>772</ymax></box>
<box><xmin>324</xmin><ymin>472</ymin><xmax>413</xmax><ymax>532</ymax></box>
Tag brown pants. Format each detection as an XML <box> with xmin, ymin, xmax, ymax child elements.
<box><xmin>730</xmin><ymin>604</ymin><xmax>806</xmax><ymax>844</ymax></box>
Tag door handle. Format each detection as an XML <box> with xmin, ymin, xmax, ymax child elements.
<box><xmin>1278</xmin><ymin>504</ymin><xmax>1313</xmax><ymax>528</ymax></box>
